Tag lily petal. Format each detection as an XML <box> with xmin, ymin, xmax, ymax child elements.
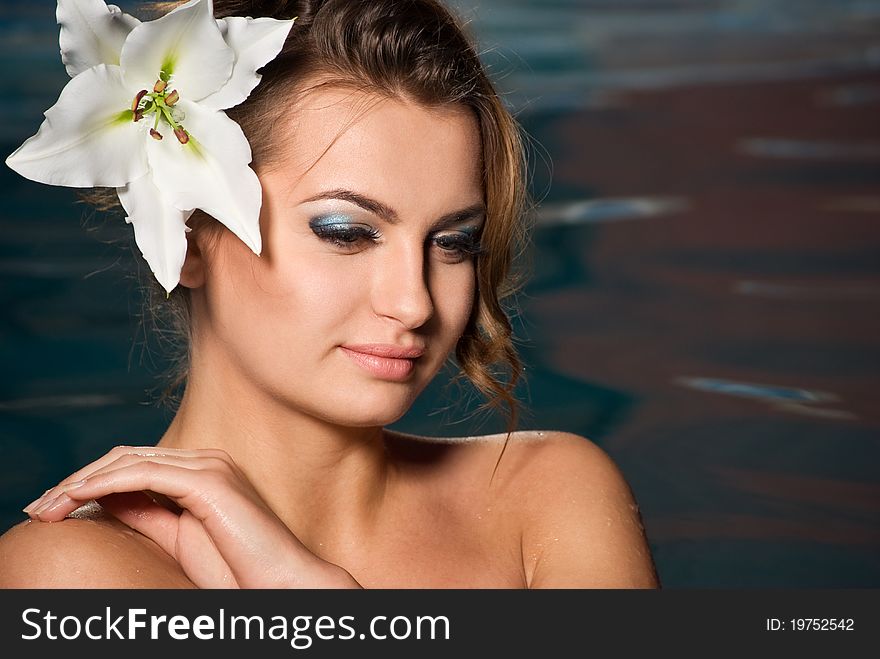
<box><xmin>120</xmin><ymin>0</ymin><xmax>234</xmax><ymax>102</ymax></box>
<box><xmin>200</xmin><ymin>16</ymin><xmax>296</xmax><ymax>111</ymax></box>
<box><xmin>146</xmin><ymin>100</ymin><xmax>262</xmax><ymax>255</ymax></box>
<box><xmin>5</xmin><ymin>64</ymin><xmax>149</xmax><ymax>188</ymax></box>
<box><xmin>57</xmin><ymin>0</ymin><xmax>140</xmax><ymax>78</ymax></box>
<box><xmin>118</xmin><ymin>175</ymin><xmax>195</xmax><ymax>294</ymax></box>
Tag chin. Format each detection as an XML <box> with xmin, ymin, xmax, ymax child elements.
<box><xmin>314</xmin><ymin>405</ymin><xmax>411</xmax><ymax>429</ymax></box>
<box><xmin>338</xmin><ymin>392</ymin><xmax>417</xmax><ymax>427</ymax></box>
<box><xmin>279</xmin><ymin>377</ymin><xmax>416</xmax><ymax>428</ymax></box>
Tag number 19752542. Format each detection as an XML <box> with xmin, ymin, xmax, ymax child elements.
<box><xmin>766</xmin><ymin>618</ymin><xmax>854</xmax><ymax>631</ymax></box>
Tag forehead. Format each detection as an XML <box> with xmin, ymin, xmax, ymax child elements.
<box><xmin>266</xmin><ymin>84</ymin><xmax>484</xmax><ymax>211</ymax></box>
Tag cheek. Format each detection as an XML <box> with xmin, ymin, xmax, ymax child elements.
<box><xmin>202</xmin><ymin>236</ymin><xmax>364</xmax><ymax>356</ymax></box>
<box><xmin>428</xmin><ymin>263</ymin><xmax>477</xmax><ymax>337</ymax></box>
<box><xmin>253</xmin><ymin>254</ymin><xmax>368</xmax><ymax>345</ymax></box>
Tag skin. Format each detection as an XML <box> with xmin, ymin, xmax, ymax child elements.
<box><xmin>0</xmin><ymin>83</ymin><xmax>660</xmax><ymax>589</ymax></box>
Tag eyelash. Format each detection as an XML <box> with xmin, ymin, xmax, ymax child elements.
<box><xmin>310</xmin><ymin>223</ymin><xmax>486</xmax><ymax>260</ymax></box>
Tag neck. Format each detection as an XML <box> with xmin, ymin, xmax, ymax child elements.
<box><xmin>156</xmin><ymin>345</ymin><xmax>395</xmax><ymax>553</ymax></box>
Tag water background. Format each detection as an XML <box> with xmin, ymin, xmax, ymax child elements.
<box><xmin>1</xmin><ymin>0</ymin><xmax>878</xmax><ymax>587</ymax></box>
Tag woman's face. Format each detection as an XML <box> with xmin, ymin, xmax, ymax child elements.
<box><xmin>188</xmin><ymin>85</ymin><xmax>484</xmax><ymax>426</ymax></box>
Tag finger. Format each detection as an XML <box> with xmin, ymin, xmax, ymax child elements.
<box><xmin>29</xmin><ymin>454</ymin><xmax>252</xmax><ymax>525</ymax></box>
<box><xmin>27</xmin><ymin>452</ymin><xmax>249</xmax><ymax>526</ymax></box>
<box><xmin>29</xmin><ymin>459</ymin><xmax>211</xmax><ymax>521</ymax></box>
<box><xmin>24</xmin><ymin>447</ymin><xmax>235</xmax><ymax>513</ymax></box>
<box><xmin>22</xmin><ymin>447</ymin><xmax>163</xmax><ymax>512</ymax></box>
<box><xmin>31</xmin><ymin>460</ymin><xmax>317</xmax><ymax>586</ymax></box>
<box><xmin>27</xmin><ymin>460</ymin><xmax>237</xmax><ymax>584</ymax></box>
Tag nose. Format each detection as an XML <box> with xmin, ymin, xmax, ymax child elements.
<box><xmin>371</xmin><ymin>243</ymin><xmax>435</xmax><ymax>330</ymax></box>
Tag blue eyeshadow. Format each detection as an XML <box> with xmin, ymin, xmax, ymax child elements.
<box><xmin>309</xmin><ymin>213</ymin><xmax>354</xmax><ymax>227</ymax></box>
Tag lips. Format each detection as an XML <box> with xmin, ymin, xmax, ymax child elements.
<box><xmin>342</xmin><ymin>344</ymin><xmax>426</xmax><ymax>359</ymax></box>
<box><xmin>340</xmin><ymin>344</ymin><xmax>424</xmax><ymax>381</ymax></box>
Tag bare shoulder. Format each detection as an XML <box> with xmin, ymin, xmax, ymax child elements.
<box><xmin>384</xmin><ymin>428</ymin><xmax>626</xmax><ymax>492</ymax></box>
<box><xmin>383</xmin><ymin>428</ymin><xmax>659</xmax><ymax>588</ymax></box>
<box><xmin>487</xmin><ymin>430</ymin><xmax>661</xmax><ymax>589</ymax></box>
<box><xmin>391</xmin><ymin>428</ymin><xmax>635</xmax><ymax>486</ymax></box>
<box><xmin>0</xmin><ymin>504</ymin><xmax>195</xmax><ymax>588</ymax></box>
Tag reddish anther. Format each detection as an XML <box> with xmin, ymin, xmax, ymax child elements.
<box><xmin>131</xmin><ymin>89</ymin><xmax>147</xmax><ymax>112</ymax></box>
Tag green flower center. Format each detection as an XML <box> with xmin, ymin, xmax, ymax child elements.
<box><xmin>130</xmin><ymin>71</ymin><xmax>190</xmax><ymax>144</ymax></box>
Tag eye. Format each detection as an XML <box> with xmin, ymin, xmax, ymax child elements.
<box><xmin>432</xmin><ymin>231</ymin><xmax>485</xmax><ymax>262</ymax></box>
<box><xmin>309</xmin><ymin>216</ymin><xmax>381</xmax><ymax>250</ymax></box>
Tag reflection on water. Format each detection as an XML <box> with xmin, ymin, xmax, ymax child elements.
<box><xmin>737</xmin><ymin>137</ymin><xmax>880</xmax><ymax>159</ymax></box>
<box><xmin>673</xmin><ymin>376</ymin><xmax>838</xmax><ymax>404</ymax></box>
<box><xmin>1</xmin><ymin>0</ymin><xmax>879</xmax><ymax>587</ymax></box>
<box><xmin>535</xmin><ymin>196</ymin><xmax>691</xmax><ymax>226</ymax></box>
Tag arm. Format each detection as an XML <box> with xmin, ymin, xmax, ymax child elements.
<box><xmin>521</xmin><ymin>433</ymin><xmax>660</xmax><ymax>589</ymax></box>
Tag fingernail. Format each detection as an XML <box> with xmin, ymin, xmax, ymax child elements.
<box><xmin>22</xmin><ymin>499</ymin><xmax>41</xmax><ymax>514</ymax></box>
<box><xmin>23</xmin><ymin>488</ymin><xmax>54</xmax><ymax>514</ymax></box>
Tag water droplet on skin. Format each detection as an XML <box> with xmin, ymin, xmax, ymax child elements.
<box><xmin>536</xmin><ymin>432</ymin><xmax>545</xmax><ymax>438</ymax></box>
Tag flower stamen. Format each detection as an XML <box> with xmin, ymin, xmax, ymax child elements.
<box><xmin>128</xmin><ymin>77</ymin><xmax>191</xmax><ymax>145</ymax></box>
<box><xmin>131</xmin><ymin>89</ymin><xmax>148</xmax><ymax>119</ymax></box>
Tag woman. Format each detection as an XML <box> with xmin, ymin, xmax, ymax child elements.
<box><xmin>0</xmin><ymin>0</ymin><xmax>659</xmax><ymax>588</ymax></box>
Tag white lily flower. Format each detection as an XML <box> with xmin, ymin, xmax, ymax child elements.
<box><xmin>6</xmin><ymin>0</ymin><xmax>295</xmax><ymax>294</ymax></box>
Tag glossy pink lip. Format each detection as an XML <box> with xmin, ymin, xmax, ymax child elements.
<box><xmin>342</xmin><ymin>344</ymin><xmax>426</xmax><ymax>359</ymax></box>
<box><xmin>340</xmin><ymin>346</ymin><xmax>421</xmax><ymax>381</ymax></box>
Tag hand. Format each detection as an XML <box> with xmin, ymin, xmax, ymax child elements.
<box><xmin>22</xmin><ymin>446</ymin><xmax>361</xmax><ymax>589</ymax></box>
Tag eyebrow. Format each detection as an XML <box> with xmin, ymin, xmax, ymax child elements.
<box><xmin>300</xmin><ymin>188</ymin><xmax>486</xmax><ymax>231</ymax></box>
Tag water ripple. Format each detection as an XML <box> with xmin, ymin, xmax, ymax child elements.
<box><xmin>0</xmin><ymin>394</ymin><xmax>126</xmax><ymax>412</ymax></box>
<box><xmin>733</xmin><ymin>280</ymin><xmax>880</xmax><ymax>300</ymax></box>
<box><xmin>817</xmin><ymin>83</ymin><xmax>880</xmax><ymax>107</ymax></box>
<box><xmin>737</xmin><ymin>138</ymin><xmax>880</xmax><ymax>159</ymax></box>
<box><xmin>0</xmin><ymin>258</ymin><xmax>118</xmax><ymax>279</ymax></box>
<box><xmin>674</xmin><ymin>376</ymin><xmax>837</xmax><ymax>403</ymax></box>
<box><xmin>535</xmin><ymin>196</ymin><xmax>689</xmax><ymax>227</ymax></box>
